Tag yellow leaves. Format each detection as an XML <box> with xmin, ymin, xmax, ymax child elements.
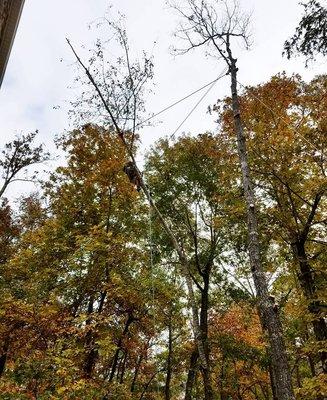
<box><xmin>296</xmin><ymin>374</ymin><xmax>327</xmax><ymax>399</ymax></box>
<box><xmin>57</xmin><ymin>378</ymin><xmax>87</xmax><ymax>393</ymax></box>
<box><xmin>94</xmin><ymin>337</ymin><xmax>116</xmax><ymax>359</ymax></box>
<box><xmin>210</xmin><ymin>303</ymin><xmax>270</xmax><ymax>400</ymax></box>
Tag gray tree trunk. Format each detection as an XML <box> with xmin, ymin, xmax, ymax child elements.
<box><xmin>229</xmin><ymin>59</ymin><xmax>295</xmax><ymax>400</ymax></box>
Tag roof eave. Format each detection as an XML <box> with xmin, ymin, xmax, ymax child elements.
<box><xmin>0</xmin><ymin>0</ymin><xmax>25</xmax><ymax>88</ymax></box>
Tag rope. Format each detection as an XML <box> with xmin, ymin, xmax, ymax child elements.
<box><xmin>136</xmin><ymin>67</ymin><xmax>228</xmax><ymax>130</ymax></box>
<box><xmin>168</xmin><ymin>67</ymin><xmax>228</xmax><ymax>140</ymax></box>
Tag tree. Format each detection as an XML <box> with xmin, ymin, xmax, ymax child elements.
<box><xmin>0</xmin><ymin>131</ymin><xmax>50</xmax><ymax>199</ymax></box>
<box><xmin>66</xmin><ymin>12</ymin><xmax>212</xmax><ymax>389</ymax></box>
<box><xmin>0</xmin><ymin>124</ymin><xmax>170</xmax><ymax>399</ymax></box>
<box><xmin>170</xmin><ymin>1</ymin><xmax>295</xmax><ymax>398</ymax></box>
<box><xmin>0</xmin><ymin>131</ymin><xmax>49</xmax><ymax>382</ymax></box>
<box><xmin>284</xmin><ymin>0</ymin><xmax>327</xmax><ymax>65</ymax></box>
<box><xmin>217</xmin><ymin>73</ymin><xmax>327</xmax><ymax>375</ymax></box>
<box><xmin>145</xmin><ymin>133</ymin><xmax>236</xmax><ymax>399</ymax></box>
<box><xmin>0</xmin><ymin>199</ymin><xmax>20</xmax><ymax>377</ymax></box>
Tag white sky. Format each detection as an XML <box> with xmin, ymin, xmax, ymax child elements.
<box><xmin>0</xmin><ymin>0</ymin><xmax>326</xmax><ymax>199</ymax></box>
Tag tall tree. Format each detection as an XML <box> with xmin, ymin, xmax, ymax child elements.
<box><xmin>66</xmin><ymin>12</ymin><xmax>212</xmax><ymax>385</ymax></box>
<box><xmin>218</xmin><ymin>73</ymin><xmax>327</xmax><ymax>374</ymax></box>
<box><xmin>170</xmin><ymin>1</ymin><xmax>295</xmax><ymax>398</ymax></box>
<box><xmin>0</xmin><ymin>124</ymin><xmax>173</xmax><ymax>399</ymax></box>
<box><xmin>0</xmin><ymin>132</ymin><xmax>49</xmax><ymax>380</ymax></box>
<box><xmin>146</xmin><ymin>133</ymin><xmax>234</xmax><ymax>398</ymax></box>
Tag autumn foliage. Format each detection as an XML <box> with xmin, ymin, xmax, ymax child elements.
<box><xmin>0</xmin><ymin>70</ymin><xmax>326</xmax><ymax>400</ymax></box>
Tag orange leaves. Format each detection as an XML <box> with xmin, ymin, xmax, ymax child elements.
<box><xmin>210</xmin><ymin>303</ymin><xmax>270</xmax><ymax>400</ymax></box>
<box><xmin>211</xmin><ymin>303</ymin><xmax>265</xmax><ymax>350</ymax></box>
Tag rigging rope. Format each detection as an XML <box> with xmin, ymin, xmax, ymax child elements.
<box><xmin>168</xmin><ymin>67</ymin><xmax>228</xmax><ymax>140</ymax></box>
<box><xmin>136</xmin><ymin>67</ymin><xmax>228</xmax><ymax>130</ymax></box>
<box><xmin>169</xmin><ymin>69</ymin><xmax>226</xmax><ymax>139</ymax></box>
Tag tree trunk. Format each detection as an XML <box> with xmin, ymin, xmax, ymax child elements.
<box><xmin>184</xmin><ymin>269</ymin><xmax>213</xmax><ymax>400</ymax></box>
<box><xmin>268</xmin><ymin>356</ymin><xmax>278</xmax><ymax>400</ymax></box>
<box><xmin>293</xmin><ymin>239</ymin><xmax>327</xmax><ymax>373</ymax></box>
<box><xmin>131</xmin><ymin>354</ymin><xmax>143</xmax><ymax>393</ymax></box>
<box><xmin>109</xmin><ymin>313</ymin><xmax>133</xmax><ymax>382</ymax></box>
<box><xmin>0</xmin><ymin>181</ymin><xmax>10</xmax><ymax>200</ymax></box>
<box><xmin>119</xmin><ymin>351</ymin><xmax>127</xmax><ymax>384</ymax></box>
<box><xmin>165</xmin><ymin>310</ymin><xmax>173</xmax><ymax>400</ymax></box>
<box><xmin>84</xmin><ymin>296</ymin><xmax>96</xmax><ymax>378</ymax></box>
<box><xmin>185</xmin><ymin>349</ymin><xmax>198</xmax><ymax>400</ymax></box>
<box><xmin>228</xmin><ymin>59</ymin><xmax>295</xmax><ymax>400</ymax></box>
<box><xmin>0</xmin><ymin>338</ymin><xmax>9</xmax><ymax>377</ymax></box>
<box><xmin>199</xmin><ymin>271</ymin><xmax>213</xmax><ymax>400</ymax></box>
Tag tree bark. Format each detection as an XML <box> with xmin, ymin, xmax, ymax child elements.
<box><xmin>0</xmin><ymin>338</ymin><xmax>9</xmax><ymax>377</ymax></box>
<box><xmin>165</xmin><ymin>309</ymin><xmax>173</xmax><ymax>400</ymax></box>
<box><xmin>118</xmin><ymin>351</ymin><xmax>127</xmax><ymax>383</ymax></box>
<box><xmin>199</xmin><ymin>270</ymin><xmax>213</xmax><ymax>400</ymax></box>
<box><xmin>184</xmin><ymin>267</ymin><xmax>213</xmax><ymax>400</ymax></box>
<box><xmin>268</xmin><ymin>355</ymin><xmax>278</xmax><ymax>400</ymax></box>
<box><xmin>293</xmin><ymin>239</ymin><xmax>327</xmax><ymax>373</ymax></box>
<box><xmin>228</xmin><ymin>58</ymin><xmax>295</xmax><ymax>400</ymax></box>
<box><xmin>131</xmin><ymin>354</ymin><xmax>143</xmax><ymax>393</ymax></box>
<box><xmin>185</xmin><ymin>349</ymin><xmax>198</xmax><ymax>400</ymax></box>
<box><xmin>83</xmin><ymin>296</ymin><xmax>96</xmax><ymax>378</ymax></box>
<box><xmin>109</xmin><ymin>313</ymin><xmax>134</xmax><ymax>382</ymax></box>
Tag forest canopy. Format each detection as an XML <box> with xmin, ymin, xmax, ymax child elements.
<box><xmin>0</xmin><ymin>1</ymin><xmax>326</xmax><ymax>400</ymax></box>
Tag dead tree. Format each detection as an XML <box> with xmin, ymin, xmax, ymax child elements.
<box><xmin>170</xmin><ymin>1</ymin><xmax>295</xmax><ymax>399</ymax></box>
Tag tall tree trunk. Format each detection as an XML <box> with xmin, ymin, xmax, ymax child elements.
<box><xmin>84</xmin><ymin>296</ymin><xmax>96</xmax><ymax>378</ymax></box>
<box><xmin>268</xmin><ymin>356</ymin><xmax>278</xmax><ymax>400</ymax></box>
<box><xmin>199</xmin><ymin>271</ymin><xmax>213</xmax><ymax>400</ymax></box>
<box><xmin>131</xmin><ymin>354</ymin><xmax>143</xmax><ymax>393</ymax></box>
<box><xmin>109</xmin><ymin>313</ymin><xmax>134</xmax><ymax>382</ymax></box>
<box><xmin>228</xmin><ymin>58</ymin><xmax>295</xmax><ymax>400</ymax></box>
<box><xmin>165</xmin><ymin>309</ymin><xmax>173</xmax><ymax>400</ymax></box>
<box><xmin>119</xmin><ymin>351</ymin><xmax>128</xmax><ymax>384</ymax></box>
<box><xmin>185</xmin><ymin>349</ymin><xmax>198</xmax><ymax>400</ymax></box>
<box><xmin>184</xmin><ymin>269</ymin><xmax>213</xmax><ymax>400</ymax></box>
<box><xmin>293</xmin><ymin>239</ymin><xmax>327</xmax><ymax>373</ymax></box>
<box><xmin>0</xmin><ymin>338</ymin><xmax>9</xmax><ymax>377</ymax></box>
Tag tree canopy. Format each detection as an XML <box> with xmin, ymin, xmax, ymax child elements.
<box><xmin>0</xmin><ymin>1</ymin><xmax>326</xmax><ymax>399</ymax></box>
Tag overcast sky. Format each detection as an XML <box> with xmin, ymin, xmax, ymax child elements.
<box><xmin>0</xmin><ymin>0</ymin><xmax>326</xmax><ymax>199</ymax></box>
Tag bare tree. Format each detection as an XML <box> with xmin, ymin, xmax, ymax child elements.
<box><xmin>66</xmin><ymin>12</ymin><xmax>211</xmax><ymax>393</ymax></box>
<box><xmin>170</xmin><ymin>1</ymin><xmax>295</xmax><ymax>399</ymax></box>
